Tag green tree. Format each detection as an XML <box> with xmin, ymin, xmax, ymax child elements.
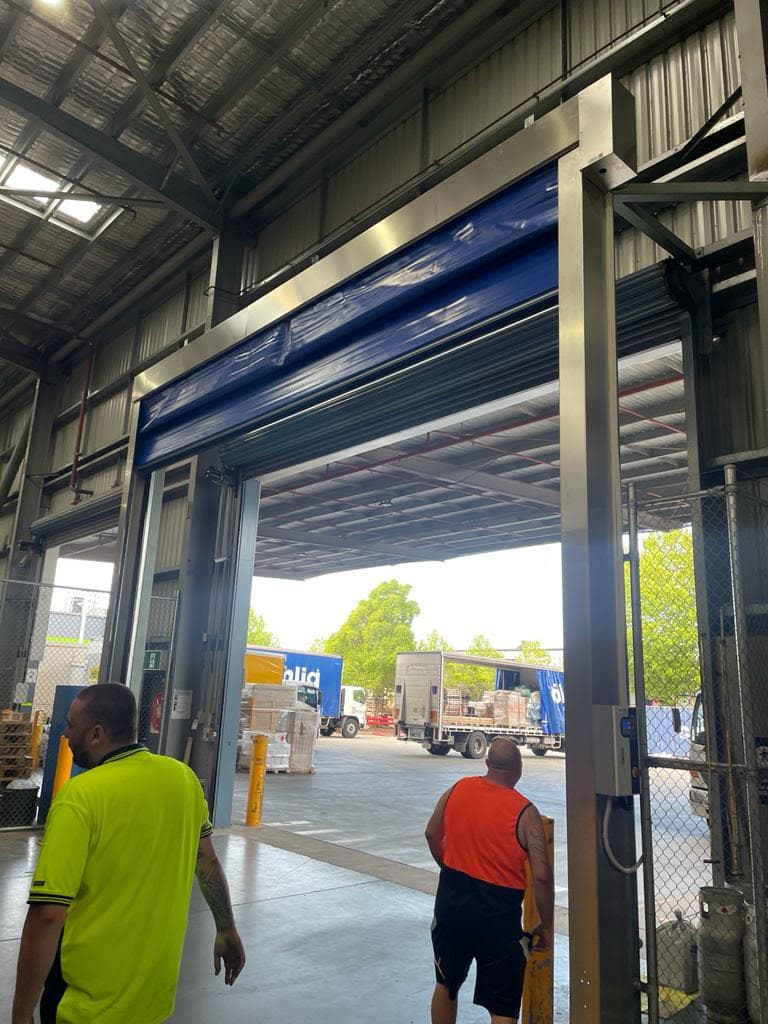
<box><xmin>247</xmin><ymin>610</ymin><xmax>280</xmax><ymax>647</ymax></box>
<box><xmin>445</xmin><ymin>634</ymin><xmax>503</xmax><ymax>698</ymax></box>
<box><xmin>626</xmin><ymin>528</ymin><xmax>700</xmax><ymax>704</ymax></box>
<box><xmin>325</xmin><ymin>580</ymin><xmax>420</xmax><ymax>696</ymax></box>
<box><xmin>309</xmin><ymin>636</ymin><xmax>327</xmax><ymax>653</ymax></box>
<box><xmin>517</xmin><ymin>639</ymin><xmax>553</xmax><ymax>666</ymax></box>
<box><xmin>417</xmin><ymin>629</ymin><xmax>453</xmax><ymax>652</ymax></box>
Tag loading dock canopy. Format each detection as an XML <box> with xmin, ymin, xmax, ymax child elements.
<box><xmin>250</xmin><ymin>340</ymin><xmax>687</xmax><ymax>579</ymax></box>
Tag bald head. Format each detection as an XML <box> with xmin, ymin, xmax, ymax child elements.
<box><xmin>486</xmin><ymin>737</ymin><xmax>522</xmax><ymax>784</ymax></box>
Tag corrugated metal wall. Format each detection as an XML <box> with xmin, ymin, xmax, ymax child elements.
<box><xmin>624</xmin><ymin>11</ymin><xmax>741</xmax><ymax>165</ymax></box>
<box><xmin>258</xmin><ymin>188</ymin><xmax>322</xmax><ymax>281</ymax></box>
<box><xmin>155</xmin><ymin>495</ymin><xmax>187</xmax><ymax>573</ymax></box>
<box><xmin>46</xmin><ymin>462</ymin><xmax>125</xmax><ymax>516</ymax></box>
<box><xmin>137</xmin><ymin>290</ymin><xmax>185</xmax><ymax>364</ymax></box>
<box><xmin>709</xmin><ymin>302</ymin><xmax>767</xmax><ymax>457</ymax></box>
<box><xmin>185</xmin><ymin>273</ymin><xmax>209</xmax><ymax>332</ymax></box>
<box><xmin>429</xmin><ymin>8</ymin><xmax>562</xmax><ymax>163</ymax></box>
<box><xmin>0</xmin><ymin>406</ymin><xmax>29</xmax><ymax>499</ymax></box>
<box><xmin>248</xmin><ymin>7</ymin><xmax>743</xmax><ymax>289</ymax></box>
<box><xmin>93</xmin><ymin>327</ymin><xmax>135</xmax><ymax>388</ymax></box>
<box><xmin>40</xmin><ymin>265</ymin><xmax>207</xmax><ymax>529</ymax></box>
<box><xmin>326</xmin><ymin>112</ymin><xmax>422</xmax><ymax>234</ymax></box>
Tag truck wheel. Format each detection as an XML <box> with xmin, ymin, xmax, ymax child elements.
<box><xmin>427</xmin><ymin>744</ymin><xmax>451</xmax><ymax>756</ymax></box>
<box><xmin>341</xmin><ymin>717</ymin><xmax>359</xmax><ymax>739</ymax></box>
<box><xmin>320</xmin><ymin>727</ymin><xmax>334</xmax><ymax>737</ymax></box>
<box><xmin>465</xmin><ymin>731</ymin><xmax>488</xmax><ymax>759</ymax></box>
<box><xmin>532</xmin><ymin>747</ymin><xmax>548</xmax><ymax>757</ymax></box>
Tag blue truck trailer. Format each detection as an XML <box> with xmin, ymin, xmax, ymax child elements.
<box><xmin>246</xmin><ymin>647</ymin><xmax>367</xmax><ymax>738</ymax></box>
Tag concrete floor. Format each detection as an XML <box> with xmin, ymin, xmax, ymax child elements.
<box><xmin>1</xmin><ymin>733</ymin><xmax>709</xmax><ymax>1022</ymax></box>
<box><xmin>0</xmin><ymin>825</ymin><xmax>568</xmax><ymax>1023</ymax></box>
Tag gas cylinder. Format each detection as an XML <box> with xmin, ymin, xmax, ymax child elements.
<box><xmin>699</xmin><ymin>887</ymin><xmax>746</xmax><ymax>1023</ymax></box>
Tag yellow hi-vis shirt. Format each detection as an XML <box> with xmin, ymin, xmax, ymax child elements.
<box><xmin>29</xmin><ymin>745</ymin><xmax>213</xmax><ymax>1024</ymax></box>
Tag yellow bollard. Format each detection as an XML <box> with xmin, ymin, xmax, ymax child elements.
<box><xmin>522</xmin><ymin>814</ymin><xmax>555</xmax><ymax>1024</ymax></box>
<box><xmin>30</xmin><ymin>709</ymin><xmax>45</xmax><ymax>768</ymax></box>
<box><xmin>245</xmin><ymin>734</ymin><xmax>268</xmax><ymax>826</ymax></box>
<box><xmin>52</xmin><ymin>735</ymin><xmax>73</xmax><ymax>800</ymax></box>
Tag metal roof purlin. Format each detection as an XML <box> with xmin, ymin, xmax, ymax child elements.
<box><xmin>133</xmin><ymin>96</ymin><xmax>579</xmax><ymax>399</ymax></box>
<box><xmin>0</xmin><ymin>76</ymin><xmax>221</xmax><ymax>230</ymax></box>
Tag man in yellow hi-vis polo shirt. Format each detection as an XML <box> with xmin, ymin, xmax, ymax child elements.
<box><xmin>12</xmin><ymin>683</ymin><xmax>245</xmax><ymax>1024</ymax></box>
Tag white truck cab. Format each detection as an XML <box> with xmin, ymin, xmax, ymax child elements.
<box><xmin>320</xmin><ymin>685</ymin><xmax>368</xmax><ymax>738</ymax></box>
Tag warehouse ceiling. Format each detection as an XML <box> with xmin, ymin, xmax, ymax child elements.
<box><xmin>59</xmin><ymin>340</ymin><xmax>689</xmax><ymax>577</ymax></box>
<box><xmin>249</xmin><ymin>341</ymin><xmax>689</xmax><ymax>577</ymax></box>
<box><xmin>0</xmin><ymin>0</ymin><xmax>505</xmax><ymax>397</ymax></box>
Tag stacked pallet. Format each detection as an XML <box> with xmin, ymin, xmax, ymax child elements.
<box><xmin>0</xmin><ymin>714</ymin><xmax>33</xmax><ymax>784</ymax></box>
<box><xmin>492</xmin><ymin>691</ymin><xmax>529</xmax><ymax>728</ymax></box>
<box><xmin>444</xmin><ymin>687</ymin><xmax>471</xmax><ymax>717</ymax></box>
<box><xmin>468</xmin><ymin>699</ymin><xmax>494</xmax><ymax>718</ymax></box>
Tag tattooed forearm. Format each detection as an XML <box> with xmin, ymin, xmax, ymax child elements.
<box><xmin>196</xmin><ymin>853</ymin><xmax>235</xmax><ymax>931</ymax></box>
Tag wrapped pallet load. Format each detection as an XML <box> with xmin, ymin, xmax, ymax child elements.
<box><xmin>288</xmin><ymin>703</ymin><xmax>319</xmax><ymax>774</ymax></box>
<box><xmin>493</xmin><ymin>690</ymin><xmax>528</xmax><ymax>728</ymax></box>
<box><xmin>239</xmin><ymin>685</ymin><xmax>297</xmax><ymax>772</ymax></box>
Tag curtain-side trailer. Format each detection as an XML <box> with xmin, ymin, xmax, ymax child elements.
<box><xmin>393</xmin><ymin>651</ymin><xmax>565</xmax><ymax>758</ymax></box>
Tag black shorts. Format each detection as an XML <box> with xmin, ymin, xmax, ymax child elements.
<box><xmin>431</xmin><ymin>914</ymin><xmax>528</xmax><ymax>1019</ymax></box>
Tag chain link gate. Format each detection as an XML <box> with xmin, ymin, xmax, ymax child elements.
<box><xmin>628</xmin><ymin>475</ymin><xmax>768</xmax><ymax>1024</ymax></box>
<box><xmin>0</xmin><ymin>576</ymin><xmax>178</xmax><ymax>829</ymax></box>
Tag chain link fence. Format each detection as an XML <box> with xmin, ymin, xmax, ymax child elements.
<box><xmin>0</xmin><ymin>578</ymin><xmax>109</xmax><ymax>828</ymax></box>
<box><xmin>628</xmin><ymin>477</ymin><xmax>768</xmax><ymax>1024</ymax></box>
<box><xmin>0</xmin><ymin>576</ymin><xmax>178</xmax><ymax>829</ymax></box>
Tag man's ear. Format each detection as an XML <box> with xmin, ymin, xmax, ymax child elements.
<box><xmin>90</xmin><ymin>723</ymin><xmax>105</xmax><ymax>744</ymax></box>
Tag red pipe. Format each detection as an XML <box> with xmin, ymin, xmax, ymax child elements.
<box><xmin>70</xmin><ymin>343</ymin><xmax>95</xmax><ymax>497</ymax></box>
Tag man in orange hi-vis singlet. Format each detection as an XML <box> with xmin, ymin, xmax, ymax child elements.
<box><xmin>425</xmin><ymin>737</ymin><xmax>554</xmax><ymax>1024</ymax></box>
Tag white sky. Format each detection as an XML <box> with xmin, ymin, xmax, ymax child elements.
<box><xmin>52</xmin><ymin>543</ymin><xmax>564</xmax><ymax>654</ymax></box>
<box><xmin>250</xmin><ymin>542</ymin><xmax>563</xmax><ymax>652</ymax></box>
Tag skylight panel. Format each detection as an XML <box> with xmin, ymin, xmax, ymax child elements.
<box><xmin>58</xmin><ymin>198</ymin><xmax>101</xmax><ymax>224</ymax></box>
<box><xmin>6</xmin><ymin>164</ymin><xmax>60</xmax><ymax>205</ymax></box>
<box><xmin>3</xmin><ymin>162</ymin><xmax>103</xmax><ymax>225</ymax></box>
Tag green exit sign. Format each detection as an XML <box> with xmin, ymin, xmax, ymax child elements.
<box><xmin>144</xmin><ymin>650</ymin><xmax>163</xmax><ymax>671</ymax></box>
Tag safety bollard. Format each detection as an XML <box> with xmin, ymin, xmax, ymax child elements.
<box><xmin>245</xmin><ymin>734</ymin><xmax>268</xmax><ymax>826</ymax></box>
<box><xmin>522</xmin><ymin>814</ymin><xmax>554</xmax><ymax>1024</ymax></box>
<box><xmin>52</xmin><ymin>735</ymin><xmax>73</xmax><ymax>799</ymax></box>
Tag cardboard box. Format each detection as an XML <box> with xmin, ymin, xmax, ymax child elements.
<box><xmin>493</xmin><ymin>691</ymin><xmax>529</xmax><ymax>728</ymax></box>
<box><xmin>249</xmin><ymin>708</ymin><xmax>281</xmax><ymax>733</ymax></box>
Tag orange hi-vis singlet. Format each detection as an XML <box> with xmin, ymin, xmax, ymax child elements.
<box><xmin>442</xmin><ymin>776</ymin><xmax>530</xmax><ymax>890</ymax></box>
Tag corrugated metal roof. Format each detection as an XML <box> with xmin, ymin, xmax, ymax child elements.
<box><xmin>0</xmin><ymin>0</ymin><xmax>751</xmax><ymax>411</ymax></box>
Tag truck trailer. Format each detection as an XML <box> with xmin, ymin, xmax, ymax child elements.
<box><xmin>246</xmin><ymin>647</ymin><xmax>366</xmax><ymax>738</ymax></box>
<box><xmin>394</xmin><ymin>651</ymin><xmax>565</xmax><ymax>757</ymax></box>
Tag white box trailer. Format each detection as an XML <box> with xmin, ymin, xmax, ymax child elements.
<box><xmin>394</xmin><ymin>651</ymin><xmax>565</xmax><ymax>758</ymax></box>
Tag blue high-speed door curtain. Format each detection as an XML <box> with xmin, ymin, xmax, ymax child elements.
<box><xmin>135</xmin><ymin>165</ymin><xmax>558</xmax><ymax>468</ymax></box>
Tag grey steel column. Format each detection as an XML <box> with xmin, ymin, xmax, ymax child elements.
<box><xmin>124</xmin><ymin>469</ymin><xmax>165</xmax><ymax>698</ymax></box>
<box><xmin>0</xmin><ymin>379</ymin><xmax>57</xmax><ymax>707</ymax></box>
<box><xmin>558</xmin><ymin>76</ymin><xmax>640</xmax><ymax>1024</ymax></box>
<box><xmin>161</xmin><ymin>451</ymin><xmax>224</xmax><ymax>764</ymax></box>
<box><xmin>724</xmin><ymin>463</ymin><xmax>768</xmax><ymax>1019</ymax></box>
<box><xmin>627</xmin><ymin>482</ymin><xmax>659</xmax><ymax>1024</ymax></box>
<box><xmin>734</xmin><ymin>0</ymin><xmax>768</xmax><ymax>342</ymax></box>
<box><xmin>99</xmin><ymin>402</ymin><xmax>149</xmax><ymax>682</ymax></box>
<box><xmin>679</xmin><ymin>282</ymin><xmax>728</xmax><ymax>882</ymax></box>
<box><xmin>211</xmin><ymin>477</ymin><xmax>261</xmax><ymax>828</ymax></box>
<box><xmin>205</xmin><ymin>229</ymin><xmax>244</xmax><ymax>329</ymax></box>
